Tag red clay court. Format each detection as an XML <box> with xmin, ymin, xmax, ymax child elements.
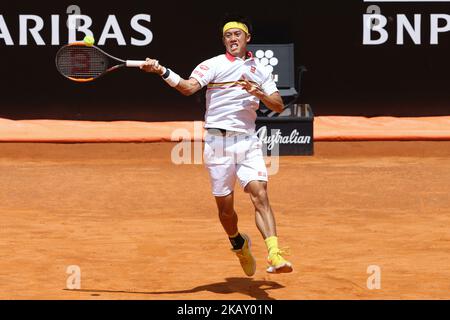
<box><xmin>1</xmin><ymin>136</ymin><xmax>449</xmax><ymax>299</ymax></box>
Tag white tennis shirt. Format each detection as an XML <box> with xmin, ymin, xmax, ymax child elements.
<box><xmin>190</xmin><ymin>52</ymin><xmax>279</xmax><ymax>134</ymax></box>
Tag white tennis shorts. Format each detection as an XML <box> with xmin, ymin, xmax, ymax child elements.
<box><xmin>203</xmin><ymin>131</ymin><xmax>268</xmax><ymax>197</ymax></box>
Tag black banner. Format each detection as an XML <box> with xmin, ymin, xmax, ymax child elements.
<box><xmin>1</xmin><ymin>0</ymin><xmax>449</xmax><ymax>120</ymax></box>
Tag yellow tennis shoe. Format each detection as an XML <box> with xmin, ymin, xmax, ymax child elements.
<box><xmin>266</xmin><ymin>248</ymin><xmax>293</xmax><ymax>274</ymax></box>
<box><xmin>232</xmin><ymin>233</ymin><xmax>256</xmax><ymax>277</ymax></box>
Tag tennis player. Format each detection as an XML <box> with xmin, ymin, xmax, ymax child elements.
<box><xmin>141</xmin><ymin>15</ymin><xmax>292</xmax><ymax>275</ymax></box>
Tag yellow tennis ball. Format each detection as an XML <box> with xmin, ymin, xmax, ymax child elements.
<box><xmin>83</xmin><ymin>35</ymin><xmax>95</xmax><ymax>46</ymax></box>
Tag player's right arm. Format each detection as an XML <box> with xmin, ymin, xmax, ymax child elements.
<box><xmin>140</xmin><ymin>58</ymin><xmax>203</xmax><ymax>96</ymax></box>
<box><xmin>175</xmin><ymin>78</ymin><xmax>202</xmax><ymax>96</ymax></box>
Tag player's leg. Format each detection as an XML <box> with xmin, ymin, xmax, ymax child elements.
<box><xmin>215</xmin><ymin>192</ymin><xmax>238</xmax><ymax>236</ymax></box>
<box><xmin>204</xmin><ymin>134</ymin><xmax>255</xmax><ymax>276</ymax></box>
<box><xmin>244</xmin><ymin>181</ymin><xmax>276</xmax><ymax>239</ymax></box>
<box><xmin>237</xmin><ymin>136</ymin><xmax>275</xmax><ymax>239</ymax></box>
<box><xmin>215</xmin><ymin>193</ymin><xmax>249</xmax><ymax>254</ymax></box>
<box><xmin>212</xmin><ymin>190</ymin><xmax>256</xmax><ymax>277</ymax></box>
<box><xmin>245</xmin><ymin>180</ymin><xmax>293</xmax><ymax>274</ymax></box>
<box><xmin>237</xmin><ymin>135</ymin><xmax>293</xmax><ymax>274</ymax></box>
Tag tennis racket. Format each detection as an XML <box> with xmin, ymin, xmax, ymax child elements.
<box><xmin>55</xmin><ymin>42</ymin><xmax>152</xmax><ymax>82</ymax></box>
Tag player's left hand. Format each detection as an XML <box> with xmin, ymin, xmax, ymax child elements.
<box><xmin>239</xmin><ymin>76</ymin><xmax>264</xmax><ymax>99</ymax></box>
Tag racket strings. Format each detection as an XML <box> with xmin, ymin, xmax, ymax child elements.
<box><xmin>56</xmin><ymin>46</ymin><xmax>109</xmax><ymax>79</ymax></box>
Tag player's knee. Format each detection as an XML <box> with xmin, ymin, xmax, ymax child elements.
<box><xmin>250</xmin><ymin>188</ymin><xmax>269</xmax><ymax>207</ymax></box>
<box><xmin>245</xmin><ymin>180</ymin><xmax>267</xmax><ymax>192</ymax></box>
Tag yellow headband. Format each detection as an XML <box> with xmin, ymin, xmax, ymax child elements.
<box><xmin>223</xmin><ymin>21</ymin><xmax>249</xmax><ymax>35</ymax></box>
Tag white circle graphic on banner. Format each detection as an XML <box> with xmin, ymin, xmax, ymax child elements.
<box><xmin>270</xmin><ymin>57</ymin><xmax>279</xmax><ymax>66</ymax></box>
<box><xmin>265</xmin><ymin>50</ymin><xmax>274</xmax><ymax>59</ymax></box>
<box><xmin>255</xmin><ymin>50</ymin><xmax>265</xmax><ymax>59</ymax></box>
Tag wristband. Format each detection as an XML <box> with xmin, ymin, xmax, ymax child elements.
<box><xmin>161</xmin><ymin>67</ymin><xmax>170</xmax><ymax>79</ymax></box>
<box><xmin>162</xmin><ymin>68</ymin><xmax>181</xmax><ymax>87</ymax></box>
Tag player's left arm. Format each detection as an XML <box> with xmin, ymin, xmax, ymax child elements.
<box><xmin>240</xmin><ymin>77</ymin><xmax>284</xmax><ymax>113</ymax></box>
<box><xmin>257</xmin><ymin>91</ymin><xmax>284</xmax><ymax>113</ymax></box>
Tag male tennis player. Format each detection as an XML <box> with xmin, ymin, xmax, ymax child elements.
<box><xmin>141</xmin><ymin>15</ymin><xmax>292</xmax><ymax>275</ymax></box>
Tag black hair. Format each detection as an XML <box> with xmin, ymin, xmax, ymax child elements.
<box><xmin>220</xmin><ymin>13</ymin><xmax>253</xmax><ymax>36</ymax></box>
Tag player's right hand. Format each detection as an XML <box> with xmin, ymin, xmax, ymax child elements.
<box><xmin>141</xmin><ymin>58</ymin><xmax>165</xmax><ymax>75</ymax></box>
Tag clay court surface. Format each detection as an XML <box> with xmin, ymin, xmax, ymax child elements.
<box><xmin>0</xmin><ymin>141</ymin><xmax>449</xmax><ymax>300</ymax></box>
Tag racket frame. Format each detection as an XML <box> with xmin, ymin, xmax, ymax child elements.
<box><xmin>55</xmin><ymin>42</ymin><xmax>145</xmax><ymax>83</ymax></box>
